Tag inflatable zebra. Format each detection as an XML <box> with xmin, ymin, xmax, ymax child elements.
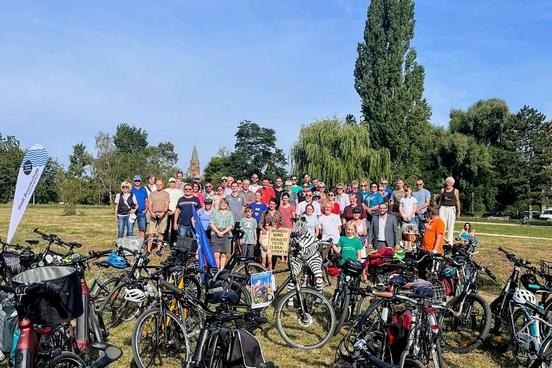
<box><xmin>288</xmin><ymin>216</ymin><xmax>324</xmax><ymax>292</ymax></box>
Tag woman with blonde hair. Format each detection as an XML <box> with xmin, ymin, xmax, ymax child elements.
<box><xmin>114</xmin><ymin>181</ymin><xmax>138</xmax><ymax>238</ymax></box>
<box><xmin>210</xmin><ymin>198</ymin><xmax>234</xmax><ymax>268</ymax></box>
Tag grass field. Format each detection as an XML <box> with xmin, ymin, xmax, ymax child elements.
<box><xmin>1</xmin><ymin>205</ymin><xmax>551</xmax><ymax>368</ymax></box>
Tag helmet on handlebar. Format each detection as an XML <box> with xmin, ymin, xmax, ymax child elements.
<box><xmin>512</xmin><ymin>288</ymin><xmax>536</xmax><ymax>306</ymax></box>
<box><xmin>107</xmin><ymin>251</ymin><xmax>130</xmax><ymax>269</ymax></box>
<box><xmin>124</xmin><ymin>288</ymin><xmax>147</xmax><ymax>303</ymax></box>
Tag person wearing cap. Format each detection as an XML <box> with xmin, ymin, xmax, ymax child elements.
<box><xmin>114</xmin><ymin>181</ymin><xmax>137</xmax><ymax>238</ymax></box>
<box><xmin>164</xmin><ymin>177</ymin><xmax>183</xmax><ymax>246</ymax></box>
<box><xmin>131</xmin><ymin>175</ymin><xmax>148</xmax><ymax>238</ymax></box>
<box><xmin>197</xmin><ymin>198</ymin><xmax>214</xmax><ymax>240</ymax></box>
<box><xmin>203</xmin><ymin>181</ymin><xmax>216</xmax><ymax>202</ymax></box>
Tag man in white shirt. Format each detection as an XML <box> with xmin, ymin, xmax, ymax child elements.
<box><xmin>296</xmin><ymin>189</ymin><xmax>321</xmax><ymax>216</ymax></box>
<box><xmin>335</xmin><ymin>183</ymin><xmax>350</xmax><ymax>214</ymax></box>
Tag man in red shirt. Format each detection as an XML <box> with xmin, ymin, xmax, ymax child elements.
<box><xmin>260</xmin><ymin>178</ymin><xmax>276</xmax><ymax>205</ymax></box>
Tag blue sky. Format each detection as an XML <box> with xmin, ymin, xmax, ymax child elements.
<box><xmin>1</xmin><ymin>1</ymin><xmax>551</xmax><ymax>169</ymax></box>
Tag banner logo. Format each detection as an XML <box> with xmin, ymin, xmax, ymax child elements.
<box><xmin>23</xmin><ymin>160</ymin><xmax>33</xmax><ymax>175</ymax></box>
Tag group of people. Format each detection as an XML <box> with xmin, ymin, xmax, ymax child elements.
<box><xmin>114</xmin><ymin>171</ymin><xmax>464</xmax><ymax>269</ymax></box>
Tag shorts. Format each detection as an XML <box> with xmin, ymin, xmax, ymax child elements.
<box><xmin>260</xmin><ymin>246</ymin><xmax>270</xmax><ymax>258</ymax></box>
<box><xmin>211</xmin><ymin>235</ymin><xmax>231</xmax><ymax>254</ymax></box>
<box><xmin>134</xmin><ymin>212</ymin><xmax>146</xmax><ymax>232</ymax></box>
<box><xmin>147</xmin><ymin>213</ymin><xmax>167</xmax><ymax>234</ymax></box>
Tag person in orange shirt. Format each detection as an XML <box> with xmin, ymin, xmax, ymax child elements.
<box><xmin>419</xmin><ymin>207</ymin><xmax>445</xmax><ymax>278</ymax></box>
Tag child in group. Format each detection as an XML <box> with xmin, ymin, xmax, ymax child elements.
<box><xmin>239</xmin><ymin>206</ymin><xmax>257</xmax><ymax>257</ymax></box>
<box><xmin>458</xmin><ymin>222</ymin><xmax>475</xmax><ymax>240</ymax></box>
<box><xmin>332</xmin><ymin>221</ymin><xmax>364</xmax><ymax>265</ymax></box>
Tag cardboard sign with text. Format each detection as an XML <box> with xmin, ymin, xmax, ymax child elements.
<box><xmin>268</xmin><ymin>227</ymin><xmax>290</xmax><ymax>256</ymax></box>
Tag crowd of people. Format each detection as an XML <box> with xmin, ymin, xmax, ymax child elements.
<box><xmin>114</xmin><ymin>171</ymin><xmax>464</xmax><ymax>269</ymax></box>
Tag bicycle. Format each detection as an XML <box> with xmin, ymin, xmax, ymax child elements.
<box><xmin>0</xmin><ymin>273</ymin><xmax>121</xmax><ymax>368</ymax></box>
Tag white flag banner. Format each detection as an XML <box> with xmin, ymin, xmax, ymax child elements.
<box><xmin>7</xmin><ymin>144</ymin><xmax>48</xmax><ymax>243</ymax></box>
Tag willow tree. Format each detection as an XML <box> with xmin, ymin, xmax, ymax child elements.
<box><xmin>291</xmin><ymin>118</ymin><xmax>391</xmax><ymax>186</ymax></box>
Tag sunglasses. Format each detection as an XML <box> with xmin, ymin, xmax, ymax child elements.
<box><xmin>305</xmin><ymin>194</ymin><xmax>312</xmax><ymax>197</ymax></box>
<box><xmin>328</xmin><ymin>193</ymin><xmax>335</xmax><ymax>196</ymax></box>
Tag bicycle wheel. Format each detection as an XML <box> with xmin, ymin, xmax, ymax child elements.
<box><xmin>90</xmin><ymin>276</ymin><xmax>121</xmax><ymax>307</ymax></box>
<box><xmin>131</xmin><ymin>308</ymin><xmax>190</xmax><ymax>368</ymax></box>
<box><xmin>275</xmin><ymin>287</ymin><xmax>336</xmax><ymax>349</ymax></box>
<box><xmin>49</xmin><ymin>351</ymin><xmax>86</xmax><ymax>367</ymax></box>
<box><xmin>233</xmin><ymin>262</ymin><xmax>266</xmax><ymax>275</ymax></box>
<box><xmin>98</xmin><ymin>282</ymin><xmax>144</xmax><ymax>328</ymax></box>
<box><xmin>440</xmin><ymin>293</ymin><xmax>491</xmax><ymax>353</ymax></box>
<box><xmin>511</xmin><ymin>308</ymin><xmax>531</xmax><ymax>366</ymax></box>
<box><xmin>334</xmin><ymin>287</ymin><xmax>351</xmax><ymax>335</ymax></box>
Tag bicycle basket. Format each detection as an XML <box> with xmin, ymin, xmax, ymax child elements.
<box><xmin>12</xmin><ymin>266</ymin><xmax>83</xmax><ymax>325</ymax></box>
<box><xmin>115</xmin><ymin>236</ymin><xmax>143</xmax><ymax>255</ymax></box>
<box><xmin>540</xmin><ymin>260</ymin><xmax>552</xmax><ymax>281</ymax></box>
<box><xmin>1</xmin><ymin>252</ymin><xmax>21</xmax><ymax>275</ymax></box>
<box><xmin>430</xmin><ymin>280</ymin><xmax>446</xmax><ymax>305</ymax></box>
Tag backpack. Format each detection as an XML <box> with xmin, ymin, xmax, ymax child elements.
<box><xmin>228</xmin><ymin>329</ymin><xmax>266</xmax><ymax>368</ymax></box>
<box><xmin>0</xmin><ymin>291</ymin><xmax>17</xmax><ymax>353</ymax></box>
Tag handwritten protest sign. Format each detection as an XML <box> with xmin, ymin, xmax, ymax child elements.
<box><xmin>268</xmin><ymin>227</ymin><xmax>290</xmax><ymax>256</ymax></box>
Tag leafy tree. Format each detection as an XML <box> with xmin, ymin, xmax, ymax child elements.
<box><xmin>145</xmin><ymin>142</ymin><xmax>179</xmax><ymax>179</ymax></box>
<box><xmin>449</xmin><ymin>98</ymin><xmax>510</xmax><ymax>146</ymax></box>
<box><xmin>113</xmin><ymin>123</ymin><xmax>148</xmax><ymax>154</ymax></box>
<box><xmin>230</xmin><ymin>121</ymin><xmax>288</xmax><ymax>179</ymax></box>
<box><xmin>203</xmin><ymin>155</ymin><xmax>231</xmax><ymax>184</ymax></box>
<box><xmin>59</xmin><ymin>175</ymin><xmax>88</xmax><ymax>215</ymax></box>
<box><xmin>35</xmin><ymin>158</ymin><xmax>64</xmax><ymax>204</ymax></box>
<box><xmin>0</xmin><ymin>134</ymin><xmax>24</xmax><ymax>203</ymax></box>
<box><xmin>68</xmin><ymin>143</ymin><xmax>92</xmax><ymax>178</ymax></box>
<box><xmin>291</xmin><ymin>118</ymin><xmax>391</xmax><ymax>187</ymax></box>
<box><xmin>354</xmin><ymin>0</ymin><xmax>431</xmax><ymax>176</ymax></box>
<box><xmin>500</xmin><ymin>106</ymin><xmax>552</xmax><ymax>213</ymax></box>
<box><xmin>420</xmin><ymin>131</ymin><xmax>497</xmax><ymax>212</ymax></box>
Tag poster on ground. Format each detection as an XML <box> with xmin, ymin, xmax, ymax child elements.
<box><xmin>250</xmin><ymin>271</ymin><xmax>276</xmax><ymax>309</ymax></box>
<box><xmin>268</xmin><ymin>227</ymin><xmax>290</xmax><ymax>256</ymax></box>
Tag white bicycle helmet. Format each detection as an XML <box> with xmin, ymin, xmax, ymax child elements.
<box><xmin>124</xmin><ymin>288</ymin><xmax>147</xmax><ymax>304</ymax></box>
<box><xmin>512</xmin><ymin>288</ymin><xmax>536</xmax><ymax>306</ymax></box>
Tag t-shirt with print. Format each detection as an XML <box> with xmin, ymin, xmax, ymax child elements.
<box><xmin>226</xmin><ymin>193</ymin><xmax>246</xmax><ymax>223</ymax></box>
<box><xmin>176</xmin><ymin>196</ymin><xmax>200</xmax><ymax>226</ymax></box>
<box><xmin>318</xmin><ymin>213</ymin><xmax>341</xmax><ymax>242</ymax></box>
<box><xmin>365</xmin><ymin>192</ymin><xmax>384</xmax><ymax>209</ymax></box>
<box><xmin>337</xmin><ymin>236</ymin><xmax>363</xmax><ymax>265</ymax></box>
<box><xmin>240</xmin><ymin>217</ymin><xmax>257</xmax><ymax>245</ymax></box>
<box><xmin>250</xmin><ymin>202</ymin><xmax>268</xmax><ymax>223</ymax></box>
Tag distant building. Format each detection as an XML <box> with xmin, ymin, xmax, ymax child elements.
<box><xmin>187</xmin><ymin>145</ymin><xmax>200</xmax><ymax>179</ymax></box>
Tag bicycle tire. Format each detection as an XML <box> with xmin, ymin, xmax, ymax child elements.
<box><xmin>431</xmin><ymin>340</ymin><xmax>445</xmax><ymax>368</ymax></box>
<box><xmin>511</xmin><ymin>308</ymin><xmax>531</xmax><ymax>366</ymax></box>
<box><xmin>274</xmin><ymin>288</ymin><xmax>336</xmax><ymax>349</ymax></box>
<box><xmin>131</xmin><ymin>308</ymin><xmax>191</xmax><ymax>368</ymax></box>
<box><xmin>98</xmin><ymin>282</ymin><xmax>143</xmax><ymax>328</ymax></box>
<box><xmin>440</xmin><ymin>293</ymin><xmax>491</xmax><ymax>353</ymax></box>
<box><xmin>233</xmin><ymin>262</ymin><xmax>266</xmax><ymax>275</ymax></box>
<box><xmin>529</xmin><ymin>334</ymin><xmax>552</xmax><ymax>368</ymax></box>
<box><xmin>335</xmin><ymin>287</ymin><xmax>351</xmax><ymax>335</ymax></box>
<box><xmin>49</xmin><ymin>351</ymin><xmax>86</xmax><ymax>367</ymax></box>
<box><xmin>90</xmin><ymin>276</ymin><xmax>122</xmax><ymax>304</ymax></box>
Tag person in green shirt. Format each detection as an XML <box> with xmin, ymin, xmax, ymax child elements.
<box><xmin>332</xmin><ymin>221</ymin><xmax>364</xmax><ymax>265</ymax></box>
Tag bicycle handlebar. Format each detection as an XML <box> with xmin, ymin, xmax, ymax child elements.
<box><xmin>34</xmin><ymin>228</ymin><xmax>82</xmax><ymax>249</ymax></box>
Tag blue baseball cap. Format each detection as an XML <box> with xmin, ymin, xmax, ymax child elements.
<box><xmin>133</xmin><ymin>175</ymin><xmax>142</xmax><ymax>181</ymax></box>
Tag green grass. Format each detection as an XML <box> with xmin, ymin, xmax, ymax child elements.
<box><xmin>1</xmin><ymin>205</ymin><xmax>552</xmax><ymax>367</ymax></box>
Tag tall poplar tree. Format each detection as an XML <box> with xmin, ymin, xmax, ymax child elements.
<box><xmin>354</xmin><ymin>0</ymin><xmax>431</xmax><ymax>177</ymax></box>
